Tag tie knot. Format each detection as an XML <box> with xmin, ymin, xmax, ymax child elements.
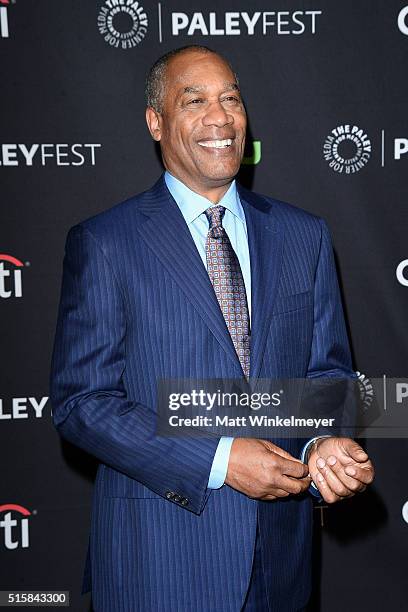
<box><xmin>205</xmin><ymin>205</ymin><xmax>226</xmax><ymax>238</ymax></box>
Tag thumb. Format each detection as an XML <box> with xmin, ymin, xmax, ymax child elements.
<box><xmin>271</xmin><ymin>446</ymin><xmax>303</xmax><ymax>463</ymax></box>
<box><xmin>262</xmin><ymin>441</ymin><xmax>302</xmax><ymax>462</ymax></box>
<box><xmin>346</xmin><ymin>441</ymin><xmax>368</xmax><ymax>463</ymax></box>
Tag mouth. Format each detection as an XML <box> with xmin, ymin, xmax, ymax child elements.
<box><xmin>197</xmin><ymin>138</ymin><xmax>234</xmax><ymax>149</ymax></box>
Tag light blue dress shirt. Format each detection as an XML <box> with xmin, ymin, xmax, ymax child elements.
<box><xmin>165</xmin><ymin>171</ymin><xmax>248</xmax><ymax>488</ymax></box>
<box><xmin>165</xmin><ymin>171</ymin><xmax>318</xmax><ymax>491</ymax></box>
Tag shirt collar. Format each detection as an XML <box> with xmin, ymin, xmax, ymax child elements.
<box><xmin>164</xmin><ymin>171</ymin><xmax>245</xmax><ymax>226</ymax></box>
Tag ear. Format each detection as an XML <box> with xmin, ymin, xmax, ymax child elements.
<box><xmin>145</xmin><ymin>107</ymin><xmax>162</xmax><ymax>141</ymax></box>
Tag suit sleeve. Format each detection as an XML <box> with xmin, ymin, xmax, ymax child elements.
<box><xmin>298</xmin><ymin>219</ymin><xmax>356</xmax><ymax>497</ymax></box>
<box><xmin>304</xmin><ymin>218</ymin><xmax>357</xmax><ymax>440</ymax></box>
<box><xmin>50</xmin><ymin>224</ymin><xmax>219</xmax><ymax>515</ymax></box>
<box><xmin>307</xmin><ymin>218</ymin><xmax>355</xmax><ymax>379</ymax></box>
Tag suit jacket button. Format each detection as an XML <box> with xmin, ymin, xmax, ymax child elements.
<box><xmin>181</xmin><ymin>498</ymin><xmax>189</xmax><ymax>506</ymax></box>
<box><xmin>173</xmin><ymin>494</ymin><xmax>181</xmax><ymax>502</ymax></box>
<box><xmin>166</xmin><ymin>491</ymin><xmax>174</xmax><ymax>499</ymax></box>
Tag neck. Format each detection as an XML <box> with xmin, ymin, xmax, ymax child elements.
<box><xmin>165</xmin><ymin>170</ymin><xmax>233</xmax><ymax>204</ymax></box>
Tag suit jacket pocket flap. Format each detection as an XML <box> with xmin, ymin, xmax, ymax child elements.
<box><xmin>272</xmin><ymin>290</ymin><xmax>313</xmax><ymax>314</ymax></box>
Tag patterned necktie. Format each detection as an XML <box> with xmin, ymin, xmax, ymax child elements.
<box><xmin>205</xmin><ymin>205</ymin><xmax>251</xmax><ymax>378</ymax></box>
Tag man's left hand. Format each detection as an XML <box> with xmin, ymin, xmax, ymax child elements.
<box><xmin>308</xmin><ymin>437</ymin><xmax>374</xmax><ymax>503</ymax></box>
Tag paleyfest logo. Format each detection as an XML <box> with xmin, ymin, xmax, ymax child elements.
<box><xmin>0</xmin><ymin>143</ymin><xmax>101</xmax><ymax>166</ymax></box>
<box><xmin>0</xmin><ymin>396</ymin><xmax>49</xmax><ymax>420</ymax></box>
<box><xmin>98</xmin><ymin>0</ymin><xmax>148</xmax><ymax>49</ymax></box>
<box><xmin>323</xmin><ymin>124</ymin><xmax>371</xmax><ymax>174</ymax></box>
<box><xmin>170</xmin><ymin>10</ymin><xmax>322</xmax><ymax>37</ymax></box>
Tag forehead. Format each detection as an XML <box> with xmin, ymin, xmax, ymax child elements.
<box><xmin>165</xmin><ymin>51</ymin><xmax>237</xmax><ymax>92</ymax></box>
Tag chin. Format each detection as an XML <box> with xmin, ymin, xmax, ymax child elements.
<box><xmin>201</xmin><ymin>163</ymin><xmax>241</xmax><ymax>184</ymax></box>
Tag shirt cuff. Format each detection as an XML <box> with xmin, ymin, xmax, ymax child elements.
<box><xmin>207</xmin><ymin>437</ymin><xmax>234</xmax><ymax>489</ymax></box>
<box><xmin>300</xmin><ymin>435</ymin><xmax>332</xmax><ymax>497</ymax></box>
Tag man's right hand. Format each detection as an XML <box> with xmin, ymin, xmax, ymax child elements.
<box><xmin>225</xmin><ymin>438</ymin><xmax>311</xmax><ymax>501</ymax></box>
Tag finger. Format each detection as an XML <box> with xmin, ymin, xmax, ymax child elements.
<box><xmin>311</xmin><ymin>471</ymin><xmax>341</xmax><ymax>504</ymax></box>
<box><xmin>323</xmin><ymin>455</ymin><xmax>367</xmax><ymax>492</ymax></box>
<box><xmin>262</xmin><ymin>488</ymin><xmax>291</xmax><ymax>500</ymax></box>
<box><xmin>344</xmin><ymin>461</ymin><xmax>374</xmax><ymax>485</ymax></box>
<box><xmin>273</xmin><ymin>449</ymin><xmax>304</xmax><ymax>463</ymax></box>
<box><xmin>275</xmin><ymin>475</ymin><xmax>311</xmax><ymax>495</ymax></box>
<box><xmin>316</xmin><ymin>457</ymin><xmax>354</xmax><ymax>497</ymax></box>
<box><xmin>274</xmin><ymin>454</ymin><xmax>309</xmax><ymax>478</ymax></box>
<box><xmin>264</xmin><ymin>442</ymin><xmax>305</xmax><ymax>463</ymax></box>
<box><xmin>343</xmin><ymin>441</ymin><xmax>369</xmax><ymax>463</ymax></box>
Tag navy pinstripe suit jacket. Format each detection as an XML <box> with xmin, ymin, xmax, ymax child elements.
<box><xmin>50</xmin><ymin>175</ymin><xmax>354</xmax><ymax>612</ymax></box>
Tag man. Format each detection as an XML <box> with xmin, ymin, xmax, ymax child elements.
<box><xmin>50</xmin><ymin>46</ymin><xmax>374</xmax><ymax>611</ymax></box>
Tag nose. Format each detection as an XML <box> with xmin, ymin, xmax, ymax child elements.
<box><xmin>202</xmin><ymin>101</ymin><xmax>233</xmax><ymax>128</ymax></box>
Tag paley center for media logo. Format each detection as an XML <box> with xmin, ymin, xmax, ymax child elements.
<box><xmin>98</xmin><ymin>0</ymin><xmax>148</xmax><ymax>49</ymax></box>
<box><xmin>396</xmin><ymin>260</ymin><xmax>408</xmax><ymax>287</ymax></box>
<box><xmin>0</xmin><ymin>504</ymin><xmax>32</xmax><ymax>550</ymax></box>
<box><xmin>398</xmin><ymin>5</ymin><xmax>408</xmax><ymax>35</ymax></box>
<box><xmin>323</xmin><ymin>125</ymin><xmax>371</xmax><ymax>175</ymax></box>
<box><xmin>403</xmin><ymin>501</ymin><xmax>408</xmax><ymax>524</ymax></box>
<box><xmin>323</xmin><ymin>125</ymin><xmax>408</xmax><ymax>174</ymax></box>
<box><xmin>0</xmin><ymin>253</ymin><xmax>28</xmax><ymax>299</ymax></box>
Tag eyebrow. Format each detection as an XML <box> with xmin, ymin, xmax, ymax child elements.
<box><xmin>182</xmin><ymin>82</ymin><xmax>240</xmax><ymax>95</ymax></box>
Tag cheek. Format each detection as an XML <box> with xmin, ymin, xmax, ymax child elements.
<box><xmin>237</xmin><ymin>122</ymin><xmax>247</xmax><ymax>138</ymax></box>
<box><xmin>163</xmin><ymin>127</ymin><xmax>188</xmax><ymax>156</ymax></box>
<box><xmin>173</xmin><ymin>125</ymin><xmax>194</xmax><ymax>150</ymax></box>
<box><xmin>235</xmin><ymin>114</ymin><xmax>247</xmax><ymax>134</ymax></box>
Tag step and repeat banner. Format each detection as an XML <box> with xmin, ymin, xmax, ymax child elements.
<box><xmin>1</xmin><ymin>1</ymin><xmax>408</xmax><ymax>610</ymax></box>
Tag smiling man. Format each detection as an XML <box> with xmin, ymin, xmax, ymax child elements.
<box><xmin>51</xmin><ymin>46</ymin><xmax>374</xmax><ymax>612</ymax></box>
<box><xmin>145</xmin><ymin>49</ymin><xmax>246</xmax><ymax>201</ymax></box>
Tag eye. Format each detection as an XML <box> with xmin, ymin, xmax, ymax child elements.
<box><xmin>188</xmin><ymin>98</ymin><xmax>204</xmax><ymax>105</ymax></box>
<box><xmin>222</xmin><ymin>96</ymin><xmax>240</xmax><ymax>104</ymax></box>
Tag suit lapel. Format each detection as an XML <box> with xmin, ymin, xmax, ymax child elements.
<box><xmin>238</xmin><ymin>185</ymin><xmax>285</xmax><ymax>380</ymax></box>
<box><xmin>135</xmin><ymin>176</ymin><xmax>243</xmax><ymax>374</ymax></box>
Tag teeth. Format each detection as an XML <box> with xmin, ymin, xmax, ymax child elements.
<box><xmin>198</xmin><ymin>139</ymin><xmax>233</xmax><ymax>148</ymax></box>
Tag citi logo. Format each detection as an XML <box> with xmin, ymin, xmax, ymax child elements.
<box><xmin>0</xmin><ymin>504</ymin><xmax>31</xmax><ymax>550</ymax></box>
<box><xmin>0</xmin><ymin>2</ymin><xmax>9</xmax><ymax>39</ymax></box>
<box><xmin>0</xmin><ymin>254</ymin><xmax>26</xmax><ymax>299</ymax></box>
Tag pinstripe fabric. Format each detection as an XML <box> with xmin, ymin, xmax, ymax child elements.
<box><xmin>242</xmin><ymin>527</ymin><xmax>270</xmax><ymax>611</ymax></box>
<box><xmin>50</xmin><ymin>175</ymin><xmax>354</xmax><ymax>612</ymax></box>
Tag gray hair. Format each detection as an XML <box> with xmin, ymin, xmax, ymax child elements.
<box><xmin>145</xmin><ymin>45</ymin><xmax>237</xmax><ymax>113</ymax></box>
